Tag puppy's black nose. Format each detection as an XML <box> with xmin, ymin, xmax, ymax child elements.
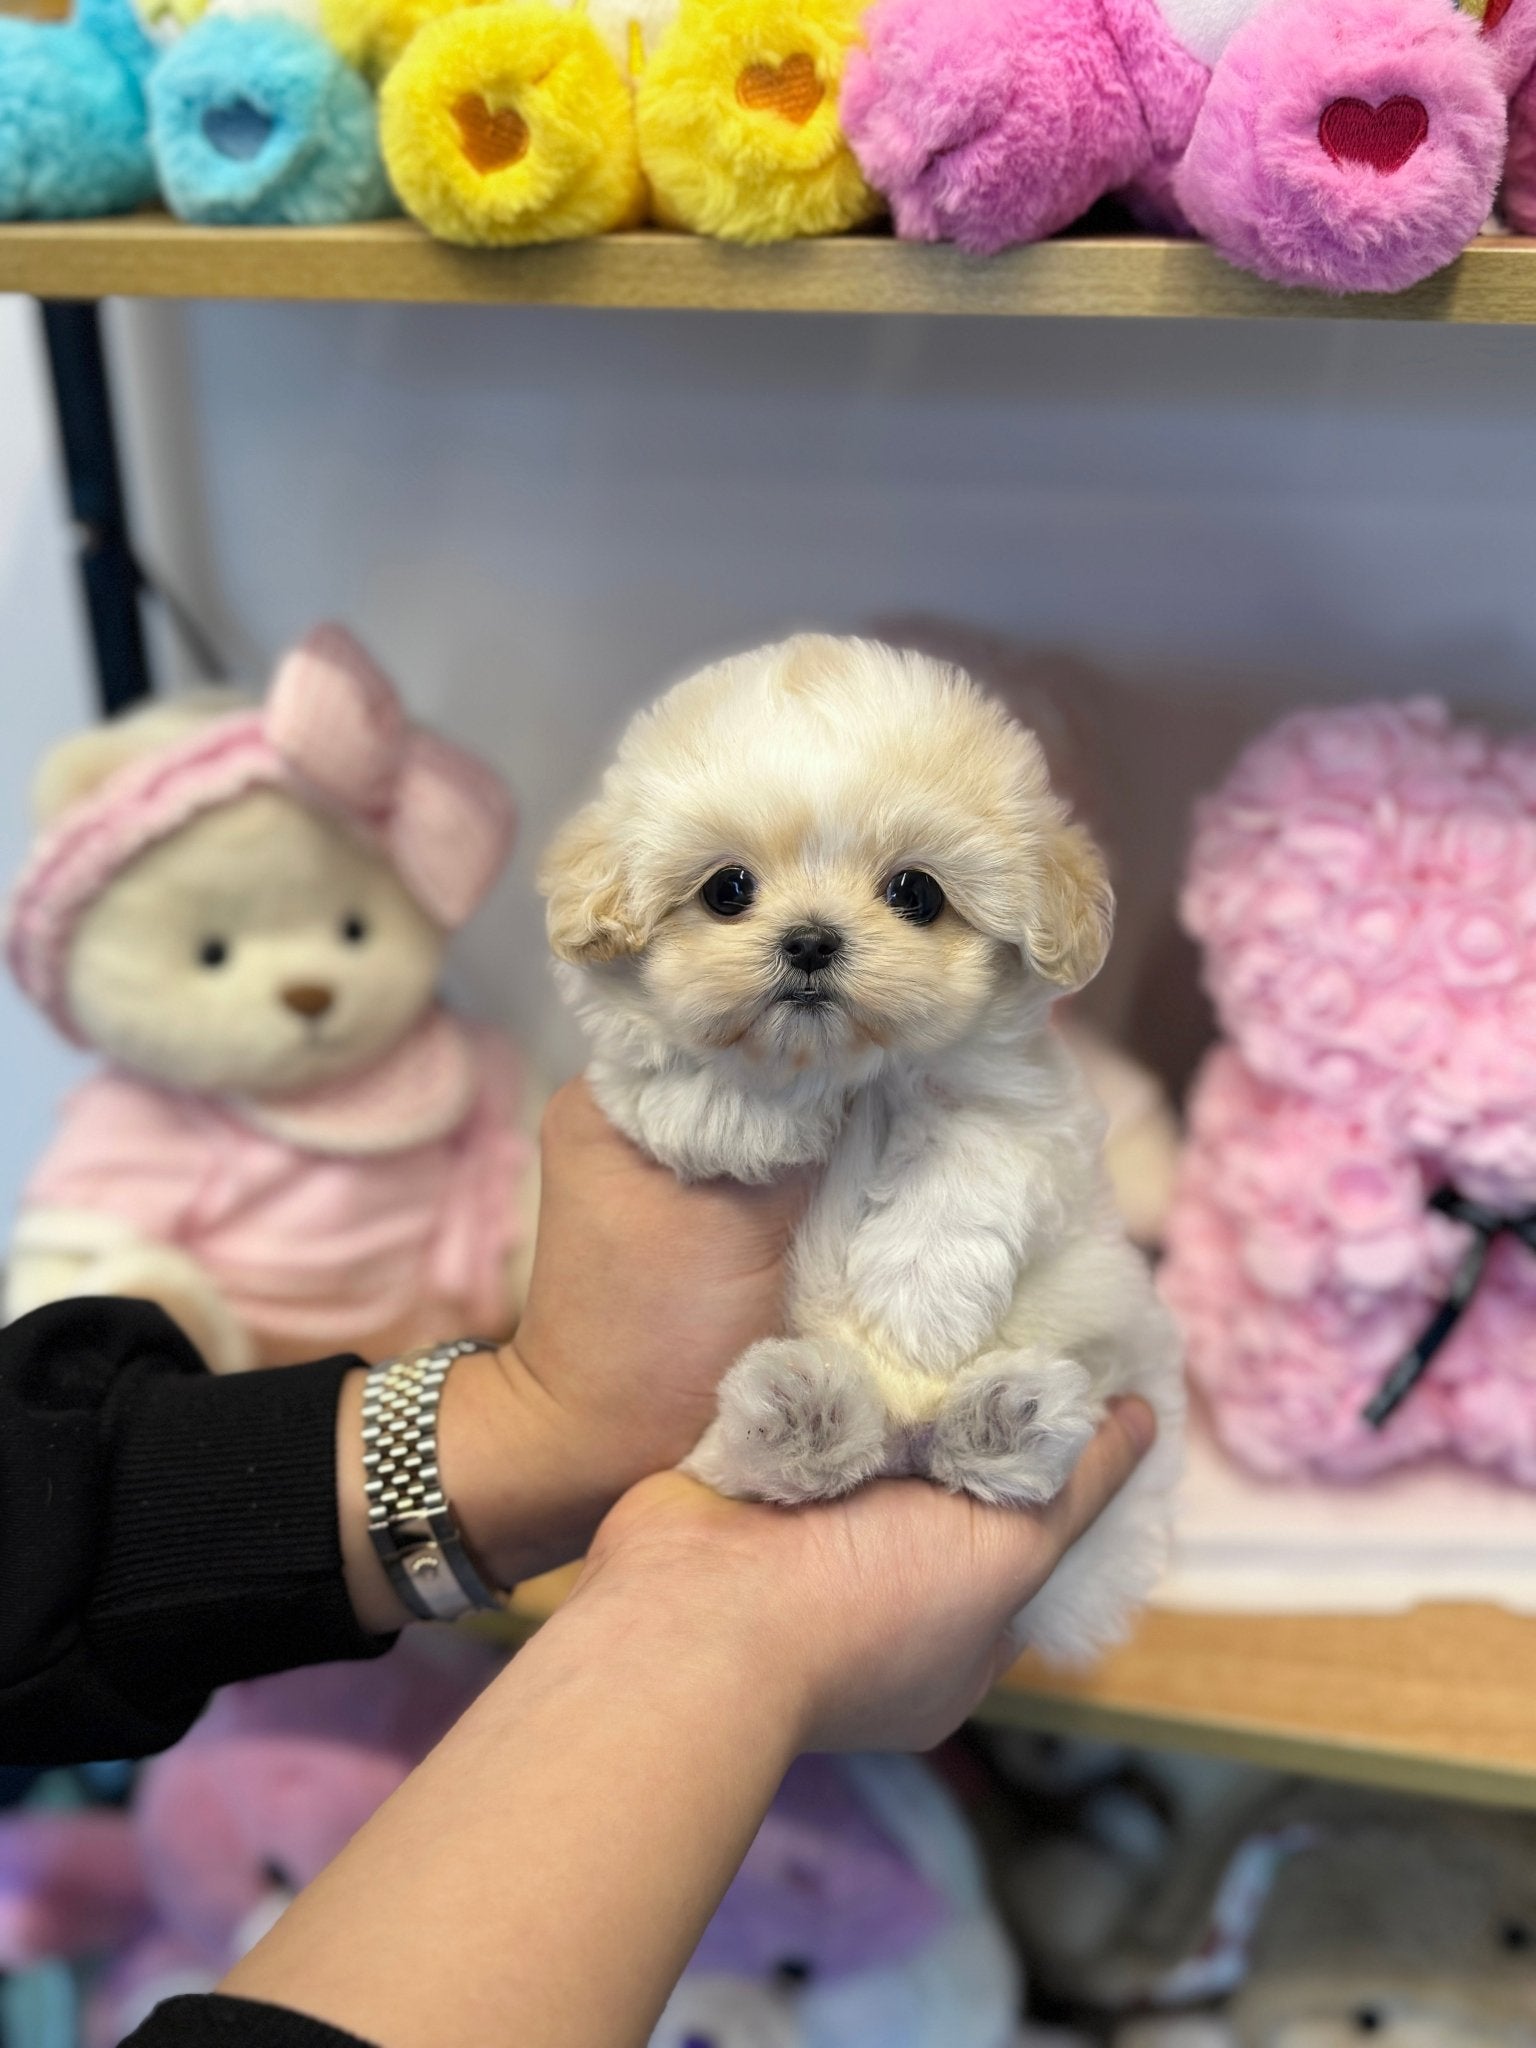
<box><xmin>781</xmin><ymin>925</ymin><xmax>843</xmax><ymax>974</ymax></box>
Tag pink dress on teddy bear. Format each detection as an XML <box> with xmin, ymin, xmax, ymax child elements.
<box><xmin>1161</xmin><ymin>699</ymin><xmax>1536</xmax><ymax>1485</ymax></box>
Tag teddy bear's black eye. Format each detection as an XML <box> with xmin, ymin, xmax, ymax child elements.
<box><xmin>340</xmin><ymin>913</ymin><xmax>369</xmax><ymax>946</ymax></box>
<box><xmin>1352</xmin><ymin>2009</ymin><xmax>1384</xmax><ymax>2034</ymax></box>
<box><xmin>884</xmin><ymin>870</ymin><xmax>945</xmax><ymax>926</ymax></box>
<box><xmin>700</xmin><ymin>867</ymin><xmax>756</xmax><ymax>918</ymax></box>
<box><xmin>198</xmin><ymin>937</ymin><xmax>230</xmax><ymax>969</ymax></box>
<box><xmin>1502</xmin><ymin>1920</ymin><xmax>1533</xmax><ymax>1952</ymax></box>
<box><xmin>775</xmin><ymin>1959</ymin><xmax>814</xmax><ymax>1987</ymax></box>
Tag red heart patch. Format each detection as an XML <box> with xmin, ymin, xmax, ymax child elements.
<box><xmin>1318</xmin><ymin>95</ymin><xmax>1430</xmax><ymax>173</ymax></box>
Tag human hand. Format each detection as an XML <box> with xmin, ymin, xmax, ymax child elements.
<box><xmin>338</xmin><ymin>1075</ymin><xmax>813</xmax><ymax>1621</ymax></box>
<box><xmin>507</xmin><ymin>1075</ymin><xmax>810</xmax><ymax>1479</ymax></box>
<box><xmin>573</xmin><ymin>1396</ymin><xmax>1156</xmax><ymax>1752</ymax></box>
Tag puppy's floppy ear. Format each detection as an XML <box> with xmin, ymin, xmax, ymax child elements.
<box><xmin>1021</xmin><ymin>818</ymin><xmax>1114</xmax><ymax>992</ymax></box>
<box><xmin>539</xmin><ymin>797</ymin><xmax>654</xmax><ymax>964</ymax></box>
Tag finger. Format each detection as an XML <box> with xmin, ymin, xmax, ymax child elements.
<box><xmin>1036</xmin><ymin>1396</ymin><xmax>1157</xmax><ymax>1553</ymax></box>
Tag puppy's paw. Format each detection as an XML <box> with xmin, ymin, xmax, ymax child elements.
<box><xmin>927</xmin><ymin>1354</ymin><xmax>1097</xmax><ymax>1508</ymax></box>
<box><xmin>684</xmin><ymin>1336</ymin><xmax>888</xmax><ymax>1504</ymax></box>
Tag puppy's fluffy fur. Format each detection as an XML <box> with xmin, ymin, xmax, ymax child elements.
<box><xmin>541</xmin><ymin>636</ymin><xmax>1183</xmax><ymax>1662</ymax></box>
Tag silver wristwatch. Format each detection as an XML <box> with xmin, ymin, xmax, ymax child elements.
<box><xmin>361</xmin><ymin>1338</ymin><xmax>513</xmax><ymax>1622</ymax></box>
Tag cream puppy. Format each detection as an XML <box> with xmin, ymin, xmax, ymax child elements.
<box><xmin>541</xmin><ymin>636</ymin><xmax>1182</xmax><ymax>1661</ymax></box>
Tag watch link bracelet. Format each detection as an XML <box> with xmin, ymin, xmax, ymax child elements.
<box><xmin>361</xmin><ymin>1338</ymin><xmax>513</xmax><ymax>1622</ymax></box>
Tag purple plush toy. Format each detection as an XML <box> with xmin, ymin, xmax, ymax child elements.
<box><xmin>842</xmin><ymin>0</ymin><xmax>1536</xmax><ymax>292</ymax></box>
<box><xmin>650</xmin><ymin>1753</ymin><xmax>1030</xmax><ymax>2048</ymax></box>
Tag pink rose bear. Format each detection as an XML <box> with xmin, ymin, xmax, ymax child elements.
<box><xmin>842</xmin><ymin>0</ymin><xmax>1536</xmax><ymax>293</ymax></box>
<box><xmin>1160</xmin><ymin>700</ymin><xmax>1536</xmax><ymax>1486</ymax></box>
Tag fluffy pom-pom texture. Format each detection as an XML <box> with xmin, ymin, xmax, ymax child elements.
<box><xmin>379</xmin><ymin>0</ymin><xmax>643</xmax><ymax>245</ymax></box>
<box><xmin>842</xmin><ymin>0</ymin><xmax>1154</xmax><ymax>251</ymax></box>
<box><xmin>0</xmin><ymin>4</ymin><xmax>155</xmax><ymax>221</ymax></box>
<box><xmin>638</xmin><ymin>0</ymin><xmax>879</xmax><ymax>242</ymax></box>
<box><xmin>1162</xmin><ymin>698</ymin><xmax>1536</xmax><ymax>1483</ymax></box>
<box><xmin>149</xmin><ymin>14</ymin><xmax>393</xmax><ymax>225</ymax></box>
<box><xmin>1175</xmin><ymin>0</ymin><xmax>1503</xmax><ymax>291</ymax></box>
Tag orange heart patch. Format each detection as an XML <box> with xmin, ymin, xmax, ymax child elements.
<box><xmin>735</xmin><ymin>52</ymin><xmax>824</xmax><ymax>125</ymax></box>
<box><xmin>453</xmin><ymin>92</ymin><xmax>531</xmax><ymax>173</ymax></box>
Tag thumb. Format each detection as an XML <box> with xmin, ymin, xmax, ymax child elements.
<box><xmin>1039</xmin><ymin>1396</ymin><xmax>1158</xmax><ymax>1553</ymax></box>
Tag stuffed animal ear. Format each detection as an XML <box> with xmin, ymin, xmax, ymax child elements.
<box><xmin>31</xmin><ymin>696</ymin><xmax>239</xmax><ymax>827</ymax></box>
<box><xmin>1021</xmin><ymin>819</ymin><xmax>1114</xmax><ymax>993</ymax></box>
<box><xmin>539</xmin><ymin>796</ymin><xmax>656</xmax><ymax>964</ymax></box>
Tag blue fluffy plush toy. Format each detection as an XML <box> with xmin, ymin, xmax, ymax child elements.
<box><xmin>0</xmin><ymin>0</ymin><xmax>393</xmax><ymax>223</ymax></box>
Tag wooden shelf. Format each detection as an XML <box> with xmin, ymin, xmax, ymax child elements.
<box><xmin>501</xmin><ymin>1573</ymin><xmax>1536</xmax><ymax>1809</ymax></box>
<box><xmin>5</xmin><ymin>216</ymin><xmax>1536</xmax><ymax>319</ymax></box>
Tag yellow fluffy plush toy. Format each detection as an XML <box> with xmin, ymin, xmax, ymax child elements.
<box><xmin>323</xmin><ymin>0</ymin><xmax>877</xmax><ymax>244</ymax></box>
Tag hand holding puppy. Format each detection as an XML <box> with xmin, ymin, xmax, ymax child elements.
<box><xmin>576</xmin><ymin>1399</ymin><xmax>1156</xmax><ymax>1752</ymax></box>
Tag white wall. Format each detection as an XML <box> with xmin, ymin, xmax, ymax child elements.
<box><xmin>0</xmin><ymin>302</ymin><xmax>94</xmax><ymax>1219</ymax></box>
<box><xmin>113</xmin><ymin>301</ymin><xmax>1536</xmax><ymax>1094</ymax></box>
<box><xmin>7</xmin><ymin>300</ymin><xmax>1536</xmax><ymax>1210</ymax></box>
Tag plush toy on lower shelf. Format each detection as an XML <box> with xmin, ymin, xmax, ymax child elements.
<box><xmin>1161</xmin><ymin>699</ymin><xmax>1536</xmax><ymax>1485</ymax></box>
<box><xmin>1098</xmin><ymin>1785</ymin><xmax>1536</xmax><ymax>2046</ymax></box>
<box><xmin>321</xmin><ymin>0</ymin><xmax>878</xmax><ymax>245</ymax></box>
<box><xmin>3</xmin><ymin>622</ymin><xmax>531</xmax><ymax>1373</ymax></box>
<box><xmin>0</xmin><ymin>1643</ymin><xmax>496</xmax><ymax>2048</ymax></box>
<box><xmin>650</xmin><ymin>1752</ymin><xmax>1043</xmax><ymax>2048</ymax></box>
<box><xmin>0</xmin><ymin>0</ymin><xmax>391</xmax><ymax>224</ymax></box>
<box><xmin>842</xmin><ymin>0</ymin><xmax>1536</xmax><ymax>293</ymax></box>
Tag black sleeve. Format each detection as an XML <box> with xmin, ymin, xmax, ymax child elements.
<box><xmin>123</xmin><ymin>1995</ymin><xmax>375</xmax><ymax>2047</ymax></box>
<box><xmin>1</xmin><ymin>1297</ymin><xmax>395</xmax><ymax>1766</ymax></box>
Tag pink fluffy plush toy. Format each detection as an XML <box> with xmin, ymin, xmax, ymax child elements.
<box><xmin>842</xmin><ymin>0</ymin><xmax>1536</xmax><ymax>292</ymax></box>
<box><xmin>1160</xmin><ymin>699</ymin><xmax>1536</xmax><ymax>1485</ymax></box>
<box><xmin>3</xmin><ymin>625</ymin><xmax>530</xmax><ymax>1373</ymax></box>
<box><xmin>0</xmin><ymin>1642</ymin><xmax>494</xmax><ymax>2048</ymax></box>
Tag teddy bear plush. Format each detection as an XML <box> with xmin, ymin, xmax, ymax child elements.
<box><xmin>842</xmin><ymin>0</ymin><xmax>1536</xmax><ymax>293</ymax></box>
<box><xmin>1102</xmin><ymin>1785</ymin><xmax>1536</xmax><ymax>2046</ymax></box>
<box><xmin>3</xmin><ymin>622</ymin><xmax>530</xmax><ymax>1374</ymax></box>
<box><xmin>0</xmin><ymin>0</ymin><xmax>391</xmax><ymax>224</ymax></box>
<box><xmin>321</xmin><ymin>0</ymin><xmax>877</xmax><ymax>244</ymax></box>
<box><xmin>1159</xmin><ymin>698</ymin><xmax>1536</xmax><ymax>1485</ymax></box>
<box><xmin>0</xmin><ymin>1642</ymin><xmax>496</xmax><ymax>2048</ymax></box>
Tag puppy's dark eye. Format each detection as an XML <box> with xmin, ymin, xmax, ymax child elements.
<box><xmin>700</xmin><ymin>867</ymin><xmax>756</xmax><ymax>918</ymax></box>
<box><xmin>1501</xmin><ymin>1920</ymin><xmax>1533</xmax><ymax>1952</ymax></box>
<box><xmin>340</xmin><ymin>913</ymin><xmax>369</xmax><ymax>945</ymax></box>
<box><xmin>884</xmin><ymin>870</ymin><xmax>945</xmax><ymax>926</ymax></box>
<box><xmin>198</xmin><ymin>937</ymin><xmax>230</xmax><ymax>969</ymax></box>
<box><xmin>775</xmin><ymin>1959</ymin><xmax>814</xmax><ymax>1987</ymax></box>
<box><xmin>1352</xmin><ymin>2010</ymin><xmax>1384</xmax><ymax>2034</ymax></box>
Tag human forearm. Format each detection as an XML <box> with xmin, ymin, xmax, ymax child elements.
<box><xmin>222</xmin><ymin>1572</ymin><xmax>802</xmax><ymax>2048</ymax></box>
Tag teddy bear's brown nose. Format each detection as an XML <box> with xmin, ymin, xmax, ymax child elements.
<box><xmin>281</xmin><ymin>984</ymin><xmax>335</xmax><ymax>1019</ymax></box>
